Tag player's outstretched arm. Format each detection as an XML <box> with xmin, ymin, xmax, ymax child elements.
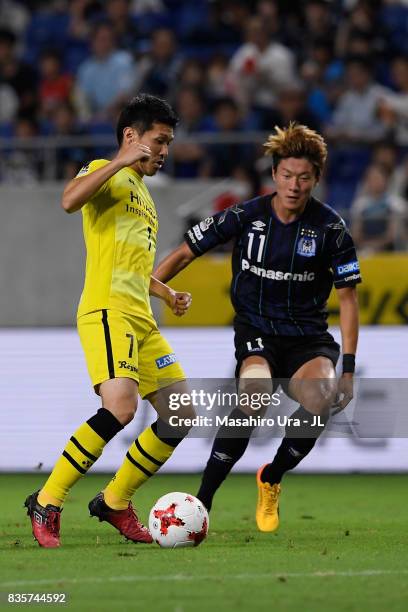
<box><xmin>333</xmin><ymin>286</ymin><xmax>359</xmax><ymax>413</ymax></box>
<box><xmin>153</xmin><ymin>242</ymin><xmax>196</xmax><ymax>283</ymax></box>
<box><xmin>61</xmin><ymin>143</ymin><xmax>152</xmax><ymax>213</ymax></box>
<box><xmin>338</xmin><ymin>286</ymin><xmax>359</xmax><ymax>356</ymax></box>
<box><xmin>149</xmin><ymin>276</ymin><xmax>192</xmax><ymax>317</ymax></box>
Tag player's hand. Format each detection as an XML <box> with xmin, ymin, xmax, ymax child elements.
<box><xmin>114</xmin><ymin>143</ymin><xmax>152</xmax><ymax>167</ymax></box>
<box><xmin>166</xmin><ymin>290</ymin><xmax>192</xmax><ymax>317</ymax></box>
<box><xmin>332</xmin><ymin>373</ymin><xmax>354</xmax><ymax>415</ymax></box>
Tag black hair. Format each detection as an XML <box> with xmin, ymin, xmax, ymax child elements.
<box><xmin>116</xmin><ymin>94</ymin><xmax>179</xmax><ymax>145</ymax></box>
<box><xmin>264</xmin><ymin>123</ymin><xmax>327</xmax><ymax>179</ymax></box>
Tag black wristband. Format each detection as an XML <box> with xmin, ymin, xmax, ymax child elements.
<box><xmin>342</xmin><ymin>353</ymin><xmax>355</xmax><ymax>374</ymax></box>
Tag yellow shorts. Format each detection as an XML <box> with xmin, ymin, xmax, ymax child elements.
<box><xmin>77</xmin><ymin>309</ymin><xmax>186</xmax><ymax>398</ymax></box>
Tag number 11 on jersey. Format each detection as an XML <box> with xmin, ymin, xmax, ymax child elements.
<box><xmin>247</xmin><ymin>233</ymin><xmax>266</xmax><ymax>262</ymax></box>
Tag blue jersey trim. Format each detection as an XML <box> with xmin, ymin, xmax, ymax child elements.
<box><xmin>287</xmin><ymin>224</ymin><xmax>304</xmax><ymax>336</ymax></box>
<box><xmin>258</xmin><ymin>217</ymin><xmax>272</xmax><ymax>317</ymax></box>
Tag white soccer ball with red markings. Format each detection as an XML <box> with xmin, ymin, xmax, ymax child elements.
<box><xmin>149</xmin><ymin>492</ymin><xmax>209</xmax><ymax>548</ymax></box>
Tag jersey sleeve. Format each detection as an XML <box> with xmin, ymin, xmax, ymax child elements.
<box><xmin>184</xmin><ymin>203</ymin><xmax>247</xmax><ymax>256</ymax></box>
<box><xmin>326</xmin><ymin>221</ymin><xmax>362</xmax><ymax>288</ymax></box>
<box><xmin>75</xmin><ymin>159</ymin><xmax>112</xmax><ymax>197</ymax></box>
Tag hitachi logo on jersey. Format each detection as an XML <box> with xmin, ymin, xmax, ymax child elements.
<box><xmin>242</xmin><ymin>259</ymin><xmax>315</xmax><ymax>281</ymax></box>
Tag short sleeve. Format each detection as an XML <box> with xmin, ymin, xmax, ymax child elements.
<box><xmin>184</xmin><ymin>203</ymin><xmax>247</xmax><ymax>256</ymax></box>
<box><xmin>326</xmin><ymin>221</ymin><xmax>362</xmax><ymax>287</ymax></box>
<box><xmin>75</xmin><ymin>159</ymin><xmax>112</xmax><ymax>197</ymax></box>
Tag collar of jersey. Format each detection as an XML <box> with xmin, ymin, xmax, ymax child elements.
<box><xmin>125</xmin><ymin>166</ymin><xmax>143</xmax><ymax>181</ymax></box>
<box><xmin>268</xmin><ymin>193</ymin><xmax>311</xmax><ymax>226</ymax></box>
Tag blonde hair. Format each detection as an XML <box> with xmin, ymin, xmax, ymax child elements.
<box><xmin>263</xmin><ymin>122</ymin><xmax>327</xmax><ymax>178</ymax></box>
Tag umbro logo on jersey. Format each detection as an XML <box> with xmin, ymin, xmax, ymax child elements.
<box><xmin>251</xmin><ymin>220</ymin><xmax>266</xmax><ymax>231</ymax></box>
<box><xmin>342</xmin><ymin>273</ymin><xmax>360</xmax><ymax>282</ymax></box>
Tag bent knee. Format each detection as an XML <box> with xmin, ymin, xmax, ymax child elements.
<box><xmin>240</xmin><ymin>357</ymin><xmax>271</xmax><ymax>379</ymax></box>
<box><xmin>117</xmin><ymin>407</ymin><xmax>137</xmax><ymax>426</ymax></box>
<box><xmin>100</xmin><ymin>378</ymin><xmax>138</xmax><ymax>425</ymax></box>
<box><xmin>104</xmin><ymin>396</ymin><xmax>137</xmax><ymax>426</ymax></box>
<box><xmin>239</xmin><ymin>358</ymin><xmax>273</xmax><ymax>412</ymax></box>
<box><xmin>171</xmin><ymin>404</ymin><xmax>196</xmax><ymax>433</ymax></box>
<box><xmin>300</xmin><ymin>380</ymin><xmax>337</xmax><ymax>414</ymax></box>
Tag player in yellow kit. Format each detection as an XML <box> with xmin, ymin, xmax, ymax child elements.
<box><xmin>24</xmin><ymin>94</ymin><xmax>193</xmax><ymax>548</ymax></box>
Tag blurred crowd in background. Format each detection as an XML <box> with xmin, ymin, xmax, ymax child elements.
<box><xmin>1</xmin><ymin>0</ymin><xmax>408</xmax><ymax>250</ymax></box>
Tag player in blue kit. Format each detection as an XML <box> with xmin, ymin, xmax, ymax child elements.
<box><xmin>154</xmin><ymin>123</ymin><xmax>361</xmax><ymax>531</ymax></box>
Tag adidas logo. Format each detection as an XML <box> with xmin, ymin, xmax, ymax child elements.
<box><xmin>251</xmin><ymin>220</ymin><xmax>266</xmax><ymax>231</ymax></box>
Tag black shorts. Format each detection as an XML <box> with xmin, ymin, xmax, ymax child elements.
<box><xmin>234</xmin><ymin>319</ymin><xmax>340</xmax><ymax>380</ymax></box>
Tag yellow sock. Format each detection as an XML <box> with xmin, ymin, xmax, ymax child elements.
<box><xmin>38</xmin><ymin>422</ymin><xmax>106</xmax><ymax>507</ymax></box>
<box><xmin>104</xmin><ymin>425</ymin><xmax>175</xmax><ymax>510</ymax></box>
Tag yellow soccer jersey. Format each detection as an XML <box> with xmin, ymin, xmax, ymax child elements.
<box><xmin>76</xmin><ymin>159</ymin><xmax>158</xmax><ymax>324</ymax></box>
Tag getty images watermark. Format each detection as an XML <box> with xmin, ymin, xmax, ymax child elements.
<box><xmin>166</xmin><ymin>387</ymin><xmax>325</xmax><ymax>429</ymax></box>
<box><xmin>155</xmin><ymin>378</ymin><xmax>408</xmax><ymax>439</ymax></box>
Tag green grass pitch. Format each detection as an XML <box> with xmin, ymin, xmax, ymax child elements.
<box><xmin>1</xmin><ymin>473</ymin><xmax>407</xmax><ymax>611</ymax></box>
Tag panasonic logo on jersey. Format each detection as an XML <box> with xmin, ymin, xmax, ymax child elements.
<box><xmin>242</xmin><ymin>259</ymin><xmax>315</xmax><ymax>281</ymax></box>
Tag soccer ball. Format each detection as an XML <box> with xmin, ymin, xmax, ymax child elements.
<box><xmin>149</xmin><ymin>492</ymin><xmax>209</xmax><ymax>548</ymax></box>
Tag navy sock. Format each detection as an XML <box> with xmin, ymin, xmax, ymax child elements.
<box><xmin>196</xmin><ymin>408</ymin><xmax>255</xmax><ymax>511</ymax></box>
<box><xmin>261</xmin><ymin>406</ymin><xmax>328</xmax><ymax>485</ymax></box>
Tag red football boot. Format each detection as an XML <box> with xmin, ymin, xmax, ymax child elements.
<box><xmin>24</xmin><ymin>491</ymin><xmax>61</xmax><ymax>548</ymax></box>
<box><xmin>88</xmin><ymin>492</ymin><xmax>152</xmax><ymax>543</ymax></box>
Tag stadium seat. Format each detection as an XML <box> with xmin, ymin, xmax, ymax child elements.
<box><xmin>23</xmin><ymin>12</ymin><xmax>70</xmax><ymax>65</ymax></box>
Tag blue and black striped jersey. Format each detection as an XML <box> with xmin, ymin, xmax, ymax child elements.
<box><xmin>184</xmin><ymin>194</ymin><xmax>362</xmax><ymax>336</ymax></box>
